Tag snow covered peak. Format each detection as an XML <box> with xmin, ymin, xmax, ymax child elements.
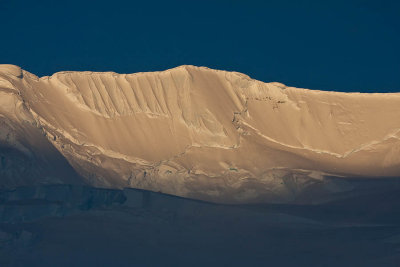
<box><xmin>1</xmin><ymin>65</ymin><xmax>400</xmax><ymax>203</ymax></box>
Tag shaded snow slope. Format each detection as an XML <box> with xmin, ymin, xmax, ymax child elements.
<box><xmin>0</xmin><ymin>64</ymin><xmax>399</xmax><ymax>203</ymax></box>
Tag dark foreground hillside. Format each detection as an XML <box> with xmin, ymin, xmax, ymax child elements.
<box><xmin>0</xmin><ymin>185</ymin><xmax>400</xmax><ymax>266</ymax></box>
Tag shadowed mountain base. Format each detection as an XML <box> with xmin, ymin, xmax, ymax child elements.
<box><xmin>0</xmin><ymin>185</ymin><xmax>399</xmax><ymax>267</ymax></box>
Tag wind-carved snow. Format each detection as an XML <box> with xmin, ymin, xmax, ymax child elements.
<box><xmin>0</xmin><ymin>64</ymin><xmax>400</xmax><ymax>204</ymax></box>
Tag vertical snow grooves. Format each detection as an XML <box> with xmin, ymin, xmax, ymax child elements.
<box><xmin>123</xmin><ymin>75</ymin><xmax>142</xmax><ymax>114</ymax></box>
<box><xmin>151</xmin><ymin>74</ymin><xmax>169</xmax><ymax>116</ymax></box>
<box><xmin>169</xmin><ymin>71</ymin><xmax>185</xmax><ymax>123</ymax></box>
<box><xmin>99</xmin><ymin>75</ymin><xmax>123</xmax><ymax>115</ymax></box>
<box><xmin>112</xmin><ymin>75</ymin><xmax>130</xmax><ymax>115</ymax></box>
<box><xmin>56</xmin><ymin>68</ymin><xmax>201</xmax><ymax>121</ymax></box>
<box><xmin>87</xmin><ymin>76</ymin><xmax>103</xmax><ymax>116</ymax></box>
<box><xmin>98</xmin><ymin>75</ymin><xmax>120</xmax><ymax>117</ymax></box>
<box><xmin>117</xmin><ymin>76</ymin><xmax>135</xmax><ymax>115</ymax></box>
<box><xmin>144</xmin><ymin>75</ymin><xmax>164</xmax><ymax>115</ymax></box>
<box><xmin>157</xmin><ymin>75</ymin><xmax>172</xmax><ymax>117</ymax></box>
<box><xmin>94</xmin><ymin>74</ymin><xmax>114</xmax><ymax>116</ymax></box>
<box><xmin>67</xmin><ymin>75</ymin><xmax>86</xmax><ymax>107</ymax></box>
<box><xmin>131</xmin><ymin>75</ymin><xmax>150</xmax><ymax>114</ymax></box>
<box><xmin>87</xmin><ymin>75</ymin><xmax>108</xmax><ymax>116</ymax></box>
<box><xmin>123</xmin><ymin>75</ymin><xmax>140</xmax><ymax>114</ymax></box>
<box><xmin>173</xmin><ymin>71</ymin><xmax>193</xmax><ymax>126</ymax></box>
<box><xmin>80</xmin><ymin>75</ymin><xmax>95</xmax><ymax>111</ymax></box>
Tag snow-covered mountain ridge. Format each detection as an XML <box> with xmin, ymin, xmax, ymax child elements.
<box><xmin>1</xmin><ymin>64</ymin><xmax>399</xmax><ymax>203</ymax></box>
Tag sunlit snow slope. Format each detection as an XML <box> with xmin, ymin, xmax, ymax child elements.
<box><xmin>1</xmin><ymin>64</ymin><xmax>399</xmax><ymax>203</ymax></box>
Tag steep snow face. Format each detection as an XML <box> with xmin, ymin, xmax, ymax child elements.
<box><xmin>0</xmin><ymin>65</ymin><xmax>83</xmax><ymax>187</ymax></box>
<box><xmin>1</xmin><ymin>64</ymin><xmax>400</xmax><ymax>203</ymax></box>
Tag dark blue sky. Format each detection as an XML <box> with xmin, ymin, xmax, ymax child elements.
<box><xmin>1</xmin><ymin>0</ymin><xmax>399</xmax><ymax>92</ymax></box>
